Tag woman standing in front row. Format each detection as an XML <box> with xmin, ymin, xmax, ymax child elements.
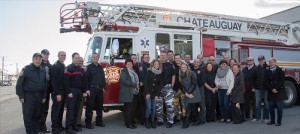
<box><xmin>179</xmin><ymin>62</ymin><xmax>201</xmax><ymax>129</ymax></box>
<box><xmin>266</xmin><ymin>58</ymin><xmax>287</xmax><ymax>126</ymax></box>
<box><xmin>215</xmin><ymin>59</ymin><xmax>234</xmax><ymax>123</ymax></box>
<box><xmin>119</xmin><ymin>59</ymin><xmax>139</xmax><ymax>129</ymax></box>
<box><xmin>231</xmin><ymin>64</ymin><xmax>245</xmax><ymax>124</ymax></box>
<box><xmin>144</xmin><ymin>59</ymin><xmax>163</xmax><ymax>129</ymax></box>
<box><xmin>204</xmin><ymin>63</ymin><xmax>217</xmax><ymax>122</ymax></box>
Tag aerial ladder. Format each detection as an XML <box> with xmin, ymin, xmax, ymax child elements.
<box><xmin>60</xmin><ymin>1</ymin><xmax>300</xmax><ymax>45</ymax></box>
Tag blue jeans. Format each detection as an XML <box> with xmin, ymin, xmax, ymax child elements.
<box><xmin>217</xmin><ymin>89</ymin><xmax>230</xmax><ymax>120</ymax></box>
<box><xmin>145</xmin><ymin>97</ymin><xmax>156</xmax><ymax>119</ymax></box>
<box><xmin>255</xmin><ymin>90</ymin><xmax>269</xmax><ymax>120</ymax></box>
<box><xmin>269</xmin><ymin>101</ymin><xmax>283</xmax><ymax>124</ymax></box>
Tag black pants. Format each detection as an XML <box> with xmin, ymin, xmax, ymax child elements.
<box><xmin>23</xmin><ymin>92</ymin><xmax>43</xmax><ymax>134</ymax></box>
<box><xmin>137</xmin><ymin>89</ymin><xmax>145</xmax><ymax>123</ymax></box>
<box><xmin>244</xmin><ymin>90</ymin><xmax>256</xmax><ymax>119</ymax></box>
<box><xmin>205</xmin><ymin>88</ymin><xmax>217</xmax><ymax>121</ymax></box>
<box><xmin>51</xmin><ymin>92</ymin><xmax>65</xmax><ymax>131</ymax></box>
<box><xmin>65</xmin><ymin>88</ymin><xmax>81</xmax><ymax>130</ymax></box>
<box><xmin>38</xmin><ymin>81</ymin><xmax>51</xmax><ymax>129</ymax></box>
<box><xmin>132</xmin><ymin>94</ymin><xmax>138</xmax><ymax>122</ymax></box>
<box><xmin>85</xmin><ymin>86</ymin><xmax>104</xmax><ymax>125</ymax></box>
<box><xmin>231</xmin><ymin>102</ymin><xmax>244</xmax><ymax>123</ymax></box>
<box><xmin>124</xmin><ymin>102</ymin><xmax>134</xmax><ymax>126</ymax></box>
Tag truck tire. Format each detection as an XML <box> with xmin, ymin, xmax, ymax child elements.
<box><xmin>282</xmin><ymin>81</ymin><xmax>297</xmax><ymax>108</ymax></box>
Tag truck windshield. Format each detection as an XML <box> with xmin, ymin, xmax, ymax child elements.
<box><xmin>84</xmin><ymin>36</ymin><xmax>102</xmax><ymax>64</ymax></box>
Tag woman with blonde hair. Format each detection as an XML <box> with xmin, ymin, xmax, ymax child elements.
<box><xmin>179</xmin><ymin>62</ymin><xmax>201</xmax><ymax>128</ymax></box>
<box><xmin>144</xmin><ymin>59</ymin><xmax>163</xmax><ymax>128</ymax></box>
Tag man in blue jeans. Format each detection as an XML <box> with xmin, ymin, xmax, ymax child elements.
<box><xmin>252</xmin><ymin>55</ymin><xmax>269</xmax><ymax>124</ymax></box>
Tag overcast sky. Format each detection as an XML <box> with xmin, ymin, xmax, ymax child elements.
<box><xmin>0</xmin><ymin>0</ymin><xmax>299</xmax><ymax>74</ymax></box>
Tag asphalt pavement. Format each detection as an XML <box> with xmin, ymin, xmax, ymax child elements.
<box><xmin>0</xmin><ymin>85</ymin><xmax>299</xmax><ymax>134</ymax></box>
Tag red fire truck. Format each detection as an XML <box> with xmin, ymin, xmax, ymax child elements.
<box><xmin>59</xmin><ymin>1</ymin><xmax>300</xmax><ymax>111</ymax></box>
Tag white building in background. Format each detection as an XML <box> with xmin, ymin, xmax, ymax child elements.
<box><xmin>261</xmin><ymin>5</ymin><xmax>300</xmax><ymax>24</ymax></box>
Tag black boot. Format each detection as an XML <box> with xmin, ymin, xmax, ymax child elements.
<box><xmin>184</xmin><ymin>117</ymin><xmax>190</xmax><ymax>128</ymax></box>
<box><xmin>181</xmin><ymin>117</ymin><xmax>187</xmax><ymax>129</ymax></box>
<box><xmin>151</xmin><ymin>118</ymin><xmax>156</xmax><ymax>128</ymax></box>
<box><xmin>146</xmin><ymin>118</ymin><xmax>151</xmax><ymax>129</ymax></box>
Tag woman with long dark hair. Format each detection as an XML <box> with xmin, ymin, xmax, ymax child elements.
<box><xmin>204</xmin><ymin>63</ymin><xmax>217</xmax><ymax>122</ymax></box>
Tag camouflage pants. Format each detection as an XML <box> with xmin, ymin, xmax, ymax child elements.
<box><xmin>156</xmin><ymin>85</ymin><xmax>174</xmax><ymax>124</ymax></box>
<box><xmin>174</xmin><ymin>89</ymin><xmax>186</xmax><ymax>119</ymax></box>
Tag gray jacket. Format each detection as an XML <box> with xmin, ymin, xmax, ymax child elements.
<box><xmin>231</xmin><ymin>71</ymin><xmax>245</xmax><ymax>104</ymax></box>
<box><xmin>118</xmin><ymin>68</ymin><xmax>137</xmax><ymax>103</ymax></box>
<box><xmin>180</xmin><ymin>71</ymin><xmax>201</xmax><ymax>104</ymax></box>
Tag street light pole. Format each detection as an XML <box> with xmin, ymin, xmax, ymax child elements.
<box><xmin>1</xmin><ymin>56</ymin><xmax>4</xmax><ymax>86</ymax></box>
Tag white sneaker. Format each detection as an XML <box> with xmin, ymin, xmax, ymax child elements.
<box><xmin>251</xmin><ymin>119</ymin><xmax>260</xmax><ymax>123</ymax></box>
<box><xmin>264</xmin><ymin>119</ymin><xmax>269</xmax><ymax>124</ymax></box>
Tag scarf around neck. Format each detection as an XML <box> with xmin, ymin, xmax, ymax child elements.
<box><xmin>128</xmin><ymin>68</ymin><xmax>139</xmax><ymax>85</ymax></box>
<box><xmin>217</xmin><ymin>66</ymin><xmax>230</xmax><ymax>78</ymax></box>
<box><xmin>151</xmin><ymin>67</ymin><xmax>162</xmax><ymax>74</ymax></box>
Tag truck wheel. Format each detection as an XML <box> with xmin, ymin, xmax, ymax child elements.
<box><xmin>282</xmin><ymin>81</ymin><xmax>297</xmax><ymax>108</ymax></box>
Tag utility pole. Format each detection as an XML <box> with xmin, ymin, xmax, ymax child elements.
<box><xmin>1</xmin><ymin>56</ymin><xmax>4</xmax><ymax>86</ymax></box>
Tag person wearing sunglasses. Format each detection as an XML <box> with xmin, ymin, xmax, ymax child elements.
<box><xmin>242</xmin><ymin>57</ymin><xmax>257</xmax><ymax>120</ymax></box>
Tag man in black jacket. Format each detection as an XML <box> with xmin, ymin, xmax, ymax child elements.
<box><xmin>85</xmin><ymin>53</ymin><xmax>106</xmax><ymax>129</ymax></box>
<box><xmin>252</xmin><ymin>55</ymin><xmax>270</xmax><ymax>123</ymax></box>
<box><xmin>39</xmin><ymin>49</ymin><xmax>52</xmax><ymax>133</ymax></box>
<box><xmin>16</xmin><ymin>53</ymin><xmax>47</xmax><ymax>134</ymax></box>
<box><xmin>137</xmin><ymin>54</ymin><xmax>150</xmax><ymax>125</ymax></box>
<box><xmin>191</xmin><ymin>58</ymin><xmax>206</xmax><ymax>125</ymax></box>
<box><xmin>242</xmin><ymin>57</ymin><xmax>256</xmax><ymax>119</ymax></box>
<box><xmin>50</xmin><ymin>51</ymin><xmax>66</xmax><ymax>134</ymax></box>
<box><xmin>65</xmin><ymin>52</ymin><xmax>86</xmax><ymax>133</ymax></box>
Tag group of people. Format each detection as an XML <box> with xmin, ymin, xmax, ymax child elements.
<box><xmin>16</xmin><ymin>50</ymin><xmax>106</xmax><ymax>134</ymax></box>
<box><xmin>16</xmin><ymin>49</ymin><xmax>287</xmax><ymax>134</ymax></box>
<box><xmin>119</xmin><ymin>50</ymin><xmax>287</xmax><ymax>130</ymax></box>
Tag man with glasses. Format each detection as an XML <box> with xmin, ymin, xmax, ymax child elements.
<box><xmin>252</xmin><ymin>55</ymin><xmax>270</xmax><ymax>124</ymax></box>
<box><xmin>208</xmin><ymin>56</ymin><xmax>219</xmax><ymax>70</ymax></box>
<box><xmin>76</xmin><ymin>57</ymin><xmax>86</xmax><ymax>128</ymax></box>
<box><xmin>242</xmin><ymin>57</ymin><xmax>257</xmax><ymax>120</ymax></box>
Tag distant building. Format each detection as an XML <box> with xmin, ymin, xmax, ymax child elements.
<box><xmin>261</xmin><ymin>5</ymin><xmax>300</xmax><ymax>24</ymax></box>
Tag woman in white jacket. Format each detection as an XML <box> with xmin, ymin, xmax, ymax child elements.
<box><xmin>215</xmin><ymin>59</ymin><xmax>234</xmax><ymax>123</ymax></box>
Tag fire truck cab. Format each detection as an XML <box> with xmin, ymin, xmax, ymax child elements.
<box><xmin>60</xmin><ymin>1</ymin><xmax>300</xmax><ymax>111</ymax></box>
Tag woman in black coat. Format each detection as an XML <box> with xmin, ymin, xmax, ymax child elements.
<box><xmin>144</xmin><ymin>59</ymin><xmax>163</xmax><ymax>129</ymax></box>
<box><xmin>204</xmin><ymin>63</ymin><xmax>217</xmax><ymax>122</ymax></box>
<box><xmin>230</xmin><ymin>64</ymin><xmax>245</xmax><ymax>124</ymax></box>
<box><xmin>119</xmin><ymin>59</ymin><xmax>139</xmax><ymax>129</ymax></box>
<box><xmin>266</xmin><ymin>58</ymin><xmax>287</xmax><ymax>126</ymax></box>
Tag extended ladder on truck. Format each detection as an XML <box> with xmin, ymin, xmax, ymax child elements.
<box><xmin>60</xmin><ymin>1</ymin><xmax>300</xmax><ymax>45</ymax></box>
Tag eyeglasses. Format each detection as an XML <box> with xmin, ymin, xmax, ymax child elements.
<box><xmin>247</xmin><ymin>60</ymin><xmax>253</xmax><ymax>61</ymax></box>
<box><xmin>209</xmin><ymin>59</ymin><xmax>215</xmax><ymax>61</ymax></box>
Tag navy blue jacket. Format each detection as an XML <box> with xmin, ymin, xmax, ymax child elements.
<box><xmin>16</xmin><ymin>63</ymin><xmax>47</xmax><ymax>99</ymax></box>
